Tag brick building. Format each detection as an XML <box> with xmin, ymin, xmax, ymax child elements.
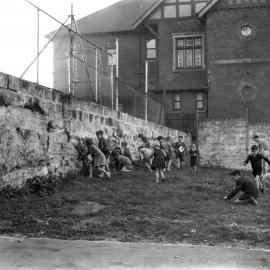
<box><xmin>49</xmin><ymin>0</ymin><xmax>270</xmax><ymax>133</ymax></box>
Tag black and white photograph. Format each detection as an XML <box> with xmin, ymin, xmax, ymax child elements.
<box><xmin>0</xmin><ymin>0</ymin><xmax>270</xmax><ymax>269</ymax></box>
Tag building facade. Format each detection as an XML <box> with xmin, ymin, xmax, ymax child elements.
<box><xmin>49</xmin><ymin>0</ymin><xmax>270</xmax><ymax>133</ymax></box>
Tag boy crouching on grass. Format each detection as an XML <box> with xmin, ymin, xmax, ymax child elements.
<box><xmin>224</xmin><ymin>170</ymin><xmax>259</xmax><ymax>205</ymax></box>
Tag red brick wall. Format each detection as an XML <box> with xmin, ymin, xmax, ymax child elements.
<box><xmin>207</xmin><ymin>7</ymin><xmax>270</xmax><ymax>123</ymax></box>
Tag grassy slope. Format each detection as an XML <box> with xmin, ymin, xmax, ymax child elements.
<box><xmin>0</xmin><ymin>167</ymin><xmax>270</xmax><ymax>249</ymax></box>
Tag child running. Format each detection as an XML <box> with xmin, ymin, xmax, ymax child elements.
<box><xmin>150</xmin><ymin>142</ymin><xmax>167</xmax><ymax>183</ymax></box>
<box><xmin>243</xmin><ymin>145</ymin><xmax>270</xmax><ymax>193</ymax></box>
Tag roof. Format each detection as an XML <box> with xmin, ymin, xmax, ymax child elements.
<box><xmin>198</xmin><ymin>0</ymin><xmax>219</xmax><ymax>18</ymax></box>
<box><xmin>47</xmin><ymin>0</ymin><xmax>159</xmax><ymax>37</ymax></box>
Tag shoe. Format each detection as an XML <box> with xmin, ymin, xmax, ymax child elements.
<box><xmin>161</xmin><ymin>178</ymin><xmax>165</xmax><ymax>183</ymax></box>
<box><xmin>250</xmin><ymin>196</ymin><xmax>258</xmax><ymax>205</ymax></box>
<box><xmin>260</xmin><ymin>188</ymin><xmax>264</xmax><ymax>193</ymax></box>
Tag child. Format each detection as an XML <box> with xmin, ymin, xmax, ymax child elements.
<box><xmin>253</xmin><ymin>135</ymin><xmax>269</xmax><ymax>174</ymax></box>
<box><xmin>150</xmin><ymin>142</ymin><xmax>167</xmax><ymax>183</ymax></box>
<box><xmin>121</xmin><ymin>141</ymin><xmax>133</xmax><ymax>163</ymax></box>
<box><xmin>115</xmin><ymin>152</ymin><xmax>133</xmax><ymax>172</ymax></box>
<box><xmin>243</xmin><ymin>145</ymin><xmax>270</xmax><ymax>193</ymax></box>
<box><xmin>224</xmin><ymin>170</ymin><xmax>259</xmax><ymax>205</ymax></box>
<box><xmin>158</xmin><ymin>136</ymin><xmax>171</xmax><ymax>171</ymax></box>
<box><xmin>72</xmin><ymin>137</ymin><xmax>93</xmax><ymax>178</ymax></box>
<box><xmin>96</xmin><ymin>130</ymin><xmax>110</xmax><ymax>172</ymax></box>
<box><xmin>166</xmin><ymin>144</ymin><xmax>176</xmax><ymax>171</ymax></box>
<box><xmin>138</xmin><ymin>144</ymin><xmax>153</xmax><ymax>172</ymax></box>
<box><xmin>190</xmin><ymin>143</ymin><xmax>199</xmax><ymax>171</ymax></box>
<box><xmin>174</xmin><ymin>135</ymin><xmax>188</xmax><ymax>169</ymax></box>
<box><xmin>85</xmin><ymin>138</ymin><xmax>110</xmax><ymax>179</ymax></box>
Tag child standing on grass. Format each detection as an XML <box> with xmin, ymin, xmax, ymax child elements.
<box><xmin>150</xmin><ymin>142</ymin><xmax>167</xmax><ymax>183</ymax></box>
<box><xmin>174</xmin><ymin>135</ymin><xmax>188</xmax><ymax>170</ymax></box>
<box><xmin>190</xmin><ymin>143</ymin><xmax>199</xmax><ymax>171</ymax></box>
<box><xmin>224</xmin><ymin>170</ymin><xmax>259</xmax><ymax>205</ymax></box>
<box><xmin>85</xmin><ymin>138</ymin><xmax>111</xmax><ymax>179</ymax></box>
<box><xmin>243</xmin><ymin>145</ymin><xmax>270</xmax><ymax>193</ymax></box>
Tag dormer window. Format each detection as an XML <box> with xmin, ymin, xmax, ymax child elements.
<box><xmin>146</xmin><ymin>39</ymin><xmax>157</xmax><ymax>59</ymax></box>
<box><xmin>149</xmin><ymin>0</ymin><xmax>209</xmax><ymax>20</ymax></box>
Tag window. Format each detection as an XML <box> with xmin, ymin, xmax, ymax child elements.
<box><xmin>107</xmin><ymin>41</ymin><xmax>117</xmax><ymax>66</ymax></box>
<box><xmin>196</xmin><ymin>93</ymin><xmax>204</xmax><ymax>110</ymax></box>
<box><xmin>148</xmin><ymin>0</ymin><xmax>209</xmax><ymax>20</ymax></box>
<box><xmin>146</xmin><ymin>39</ymin><xmax>157</xmax><ymax>59</ymax></box>
<box><xmin>174</xmin><ymin>35</ymin><xmax>204</xmax><ymax>70</ymax></box>
<box><xmin>173</xmin><ymin>93</ymin><xmax>181</xmax><ymax>110</ymax></box>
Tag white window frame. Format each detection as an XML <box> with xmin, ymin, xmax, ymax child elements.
<box><xmin>172</xmin><ymin>32</ymin><xmax>205</xmax><ymax>71</ymax></box>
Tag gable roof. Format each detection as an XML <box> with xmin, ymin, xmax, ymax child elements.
<box><xmin>198</xmin><ymin>0</ymin><xmax>219</xmax><ymax>18</ymax></box>
<box><xmin>47</xmin><ymin>0</ymin><xmax>160</xmax><ymax>38</ymax></box>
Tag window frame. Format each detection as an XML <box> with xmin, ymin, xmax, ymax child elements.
<box><xmin>146</xmin><ymin>38</ymin><xmax>157</xmax><ymax>60</ymax></box>
<box><xmin>107</xmin><ymin>41</ymin><xmax>117</xmax><ymax>66</ymax></box>
<box><xmin>196</xmin><ymin>92</ymin><xmax>204</xmax><ymax>111</ymax></box>
<box><xmin>173</xmin><ymin>93</ymin><xmax>182</xmax><ymax>111</ymax></box>
<box><xmin>172</xmin><ymin>33</ymin><xmax>205</xmax><ymax>71</ymax></box>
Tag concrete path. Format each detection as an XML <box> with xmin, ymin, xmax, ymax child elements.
<box><xmin>0</xmin><ymin>237</ymin><xmax>269</xmax><ymax>270</ymax></box>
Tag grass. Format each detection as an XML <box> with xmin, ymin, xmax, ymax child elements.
<box><xmin>0</xmin><ymin>167</ymin><xmax>270</xmax><ymax>249</ymax></box>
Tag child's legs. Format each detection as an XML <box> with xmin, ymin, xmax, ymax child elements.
<box><xmin>105</xmin><ymin>157</ymin><xmax>110</xmax><ymax>172</ymax></box>
<box><xmin>89</xmin><ymin>163</ymin><xmax>93</xmax><ymax>178</ymax></box>
<box><xmin>155</xmin><ymin>168</ymin><xmax>159</xmax><ymax>182</ymax></box>
<box><xmin>167</xmin><ymin>160</ymin><xmax>172</xmax><ymax>171</ymax></box>
<box><xmin>160</xmin><ymin>169</ymin><xmax>165</xmax><ymax>180</ymax></box>
<box><xmin>254</xmin><ymin>175</ymin><xmax>260</xmax><ymax>189</ymax></box>
<box><xmin>97</xmin><ymin>165</ymin><xmax>109</xmax><ymax>177</ymax></box>
<box><xmin>145</xmin><ymin>160</ymin><xmax>152</xmax><ymax>171</ymax></box>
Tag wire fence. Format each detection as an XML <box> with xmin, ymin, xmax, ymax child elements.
<box><xmin>19</xmin><ymin>1</ymin><xmax>164</xmax><ymax>125</ymax></box>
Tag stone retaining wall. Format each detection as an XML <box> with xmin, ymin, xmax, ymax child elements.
<box><xmin>0</xmin><ymin>72</ymin><xmax>186</xmax><ymax>188</ymax></box>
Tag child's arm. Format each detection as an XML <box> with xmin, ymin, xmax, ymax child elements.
<box><xmin>243</xmin><ymin>156</ymin><xmax>250</xmax><ymax>166</ymax></box>
<box><xmin>224</xmin><ymin>184</ymin><xmax>241</xmax><ymax>200</ymax></box>
<box><xmin>262</xmin><ymin>156</ymin><xmax>270</xmax><ymax>166</ymax></box>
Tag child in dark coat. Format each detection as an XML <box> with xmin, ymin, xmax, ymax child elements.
<box><xmin>190</xmin><ymin>143</ymin><xmax>199</xmax><ymax>171</ymax></box>
<box><xmin>150</xmin><ymin>142</ymin><xmax>167</xmax><ymax>183</ymax></box>
<box><xmin>224</xmin><ymin>170</ymin><xmax>259</xmax><ymax>205</ymax></box>
<box><xmin>243</xmin><ymin>144</ymin><xmax>270</xmax><ymax>193</ymax></box>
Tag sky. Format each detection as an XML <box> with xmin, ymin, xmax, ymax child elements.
<box><xmin>0</xmin><ymin>0</ymin><xmax>120</xmax><ymax>87</ymax></box>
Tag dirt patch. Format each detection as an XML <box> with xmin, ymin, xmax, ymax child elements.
<box><xmin>70</xmin><ymin>201</ymin><xmax>106</xmax><ymax>217</ymax></box>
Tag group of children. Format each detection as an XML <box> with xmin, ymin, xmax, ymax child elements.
<box><xmin>74</xmin><ymin>132</ymin><xmax>199</xmax><ymax>183</ymax></box>
<box><xmin>138</xmin><ymin>135</ymin><xmax>199</xmax><ymax>183</ymax></box>
<box><xmin>74</xmin><ymin>131</ymin><xmax>269</xmax><ymax>205</ymax></box>
<box><xmin>224</xmin><ymin>135</ymin><xmax>270</xmax><ymax>206</ymax></box>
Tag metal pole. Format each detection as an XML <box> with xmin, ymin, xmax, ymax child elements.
<box><xmin>246</xmin><ymin>106</ymin><xmax>249</xmax><ymax>155</ymax></box>
<box><xmin>95</xmin><ymin>48</ymin><xmax>98</xmax><ymax>103</ymax></box>
<box><xmin>36</xmin><ymin>8</ymin><xmax>40</xmax><ymax>84</ymax></box>
<box><xmin>111</xmin><ymin>57</ymin><xmax>114</xmax><ymax>109</ymax></box>
<box><xmin>145</xmin><ymin>60</ymin><xmax>148</xmax><ymax>121</ymax></box>
<box><xmin>115</xmin><ymin>38</ymin><xmax>119</xmax><ymax>111</ymax></box>
<box><xmin>24</xmin><ymin>0</ymin><xmax>111</xmax><ymax>56</ymax></box>
<box><xmin>69</xmin><ymin>5</ymin><xmax>74</xmax><ymax>95</ymax></box>
<box><xmin>20</xmin><ymin>17</ymin><xmax>69</xmax><ymax>79</ymax></box>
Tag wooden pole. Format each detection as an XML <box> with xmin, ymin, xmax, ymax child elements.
<box><xmin>36</xmin><ymin>8</ymin><xmax>40</xmax><ymax>84</ymax></box>
<box><xmin>246</xmin><ymin>106</ymin><xmax>249</xmax><ymax>155</ymax></box>
<box><xmin>145</xmin><ymin>60</ymin><xmax>148</xmax><ymax>121</ymax></box>
<box><xmin>115</xmin><ymin>38</ymin><xmax>119</xmax><ymax>111</ymax></box>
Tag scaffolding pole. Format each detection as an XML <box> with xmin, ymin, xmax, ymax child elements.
<box><xmin>95</xmin><ymin>48</ymin><xmax>98</xmax><ymax>102</ymax></box>
<box><xmin>145</xmin><ymin>60</ymin><xmax>148</xmax><ymax>121</ymax></box>
<box><xmin>111</xmin><ymin>58</ymin><xmax>114</xmax><ymax>109</ymax></box>
<box><xmin>20</xmin><ymin>17</ymin><xmax>69</xmax><ymax>80</ymax></box>
<box><xmin>36</xmin><ymin>8</ymin><xmax>40</xmax><ymax>84</ymax></box>
<box><xmin>115</xmin><ymin>38</ymin><xmax>119</xmax><ymax>111</ymax></box>
<box><xmin>69</xmin><ymin>5</ymin><xmax>74</xmax><ymax>95</ymax></box>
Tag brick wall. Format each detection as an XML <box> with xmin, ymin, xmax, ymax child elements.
<box><xmin>198</xmin><ymin>119</ymin><xmax>270</xmax><ymax>170</ymax></box>
<box><xmin>207</xmin><ymin>7</ymin><xmax>270</xmax><ymax>123</ymax></box>
<box><xmin>0</xmin><ymin>72</ymin><xmax>185</xmax><ymax>188</ymax></box>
